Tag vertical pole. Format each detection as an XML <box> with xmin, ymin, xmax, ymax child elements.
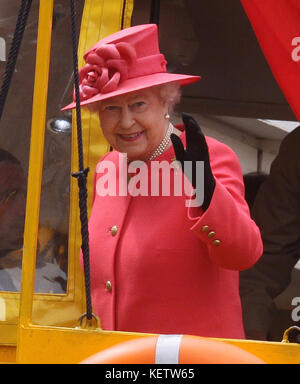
<box><xmin>18</xmin><ymin>0</ymin><xmax>54</xmax><ymax>328</ymax></box>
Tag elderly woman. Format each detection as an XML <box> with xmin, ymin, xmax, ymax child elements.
<box><xmin>63</xmin><ymin>24</ymin><xmax>262</xmax><ymax>339</ymax></box>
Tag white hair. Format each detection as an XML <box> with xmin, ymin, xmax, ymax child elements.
<box><xmin>156</xmin><ymin>82</ymin><xmax>181</xmax><ymax>114</ymax></box>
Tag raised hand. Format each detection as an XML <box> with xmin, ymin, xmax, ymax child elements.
<box><xmin>170</xmin><ymin>113</ymin><xmax>215</xmax><ymax>211</ymax></box>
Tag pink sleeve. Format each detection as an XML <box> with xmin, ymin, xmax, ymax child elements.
<box><xmin>188</xmin><ymin>138</ymin><xmax>263</xmax><ymax>270</ymax></box>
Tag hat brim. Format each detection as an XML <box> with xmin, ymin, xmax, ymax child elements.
<box><xmin>61</xmin><ymin>72</ymin><xmax>201</xmax><ymax>111</ymax></box>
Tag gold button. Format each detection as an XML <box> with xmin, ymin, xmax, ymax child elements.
<box><xmin>213</xmin><ymin>239</ymin><xmax>221</xmax><ymax>246</ymax></box>
<box><xmin>105</xmin><ymin>281</ymin><xmax>112</xmax><ymax>292</ymax></box>
<box><xmin>111</xmin><ymin>225</ymin><xmax>118</xmax><ymax>236</ymax></box>
<box><xmin>208</xmin><ymin>231</ymin><xmax>215</xmax><ymax>238</ymax></box>
<box><xmin>201</xmin><ymin>225</ymin><xmax>210</xmax><ymax>232</ymax></box>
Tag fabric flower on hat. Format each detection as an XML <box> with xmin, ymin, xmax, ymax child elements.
<box><xmin>77</xmin><ymin>42</ymin><xmax>137</xmax><ymax>101</ymax></box>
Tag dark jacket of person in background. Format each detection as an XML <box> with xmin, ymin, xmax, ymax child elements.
<box><xmin>240</xmin><ymin>126</ymin><xmax>300</xmax><ymax>340</ymax></box>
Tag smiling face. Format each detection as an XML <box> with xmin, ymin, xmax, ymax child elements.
<box><xmin>98</xmin><ymin>87</ymin><xmax>169</xmax><ymax>162</ymax></box>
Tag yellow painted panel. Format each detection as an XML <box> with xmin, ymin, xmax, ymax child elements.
<box><xmin>214</xmin><ymin>338</ymin><xmax>300</xmax><ymax>364</ymax></box>
<box><xmin>17</xmin><ymin>326</ymin><xmax>151</xmax><ymax>364</ymax></box>
<box><xmin>16</xmin><ymin>325</ymin><xmax>300</xmax><ymax>364</ymax></box>
<box><xmin>0</xmin><ymin>346</ymin><xmax>16</xmax><ymax>364</ymax></box>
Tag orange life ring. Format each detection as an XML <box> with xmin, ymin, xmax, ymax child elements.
<box><xmin>80</xmin><ymin>335</ymin><xmax>265</xmax><ymax>364</ymax></box>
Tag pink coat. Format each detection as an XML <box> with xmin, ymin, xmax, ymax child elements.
<box><xmin>87</xmin><ymin>132</ymin><xmax>263</xmax><ymax>339</ymax></box>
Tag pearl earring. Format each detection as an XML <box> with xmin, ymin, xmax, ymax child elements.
<box><xmin>164</xmin><ymin>113</ymin><xmax>170</xmax><ymax>120</ymax></box>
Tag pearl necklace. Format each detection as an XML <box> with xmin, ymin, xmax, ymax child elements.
<box><xmin>147</xmin><ymin>123</ymin><xmax>174</xmax><ymax>162</ymax></box>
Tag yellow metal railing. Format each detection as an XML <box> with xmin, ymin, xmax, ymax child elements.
<box><xmin>19</xmin><ymin>0</ymin><xmax>54</xmax><ymax>329</ymax></box>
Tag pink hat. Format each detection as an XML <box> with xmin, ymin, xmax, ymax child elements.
<box><xmin>62</xmin><ymin>24</ymin><xmax>201</xmax><ymax>111</ymax></box>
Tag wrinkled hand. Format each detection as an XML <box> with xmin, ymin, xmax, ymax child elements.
<box><xmin>170</xmin><ymin>113</ymin><xmax>215</xmax><ymax>211</ymax></box>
